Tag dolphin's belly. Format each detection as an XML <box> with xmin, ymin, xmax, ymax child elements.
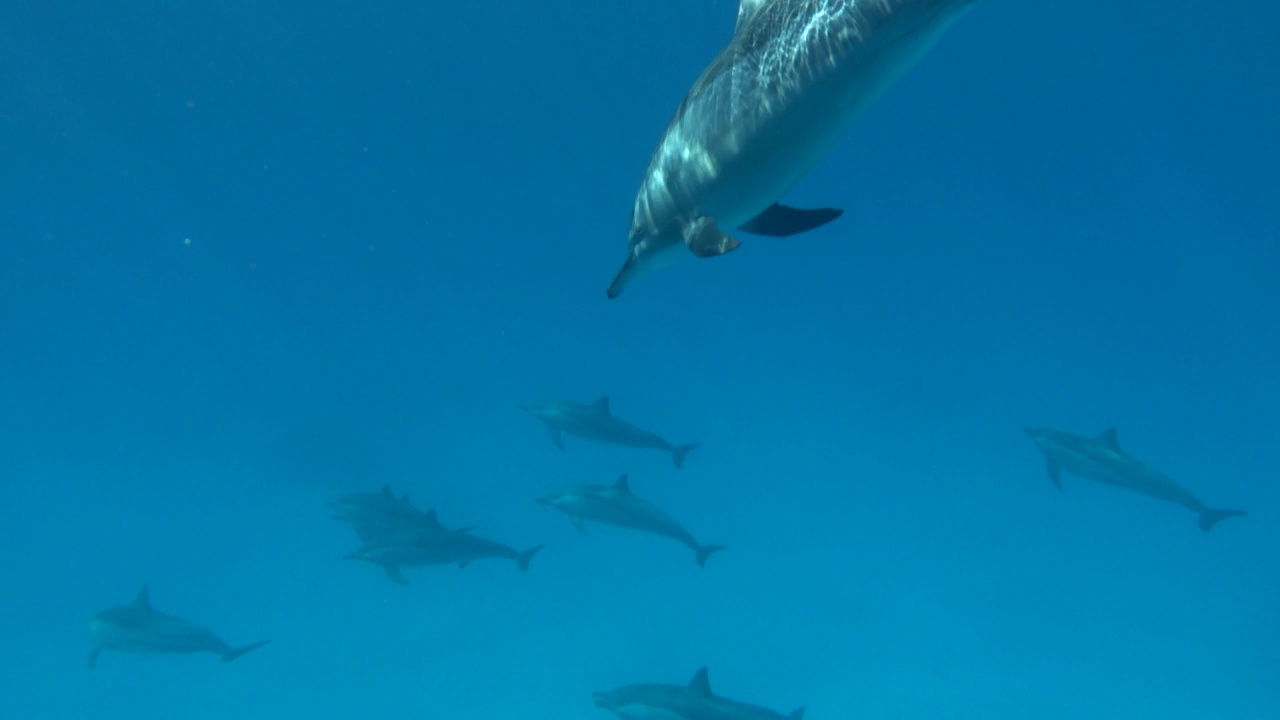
<box><xmin>1052</xmin><ymin>451</ymin><xmax>1133</xmax><ymax>488</ymax></box>
<box><xmin>94</xmin><ymin>621</ymin><xmax>214</xmax><ymax>655</ymax></box>
<box><xmin>651</xmin><ymin>0</ymin><xmax>970</xmax><ymax>230</ymax></box>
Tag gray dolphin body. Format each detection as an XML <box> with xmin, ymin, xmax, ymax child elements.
<box><xmin>329</xmin><ymin>483</ymin><xmax>431</xmax><ymax>542</ymax></box>
<box><xmin>1025</xmin><ymin>427</ymin><xmax>1247</xmax><ymax>532</ymax></box>
<box><xmin>88</xmin><ymin>585</ymin><xmax>269</xmax><ymax>669</ymax></box>
<box><xmin>595</xmin><ymin>667</ymin><xmax>804</xmax><ymax>720</ymax></box>
<box><xmin>347</xmin><ymin>509</ymin><xmax>543</xmax><ymax>584</ymax></box>
<box><xmin>521</xmin><ymin>396</ymin><xmax>699</xmax><ymax>468</ymax></box>
<box><xmin>608</xmin><ymin>0</ymin><xmax>978</xmax><ymax>297</ymax></box>
<box><xmin>538</xmin><ymin>475</ymin><xmax>725</xmax><ymax>567</ymax></box>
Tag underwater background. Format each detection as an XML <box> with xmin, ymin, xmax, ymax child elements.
<box><xmin>2</xmin><ymin>0</ymin><xmax>1278</xmax><ymax>717</ymax></box>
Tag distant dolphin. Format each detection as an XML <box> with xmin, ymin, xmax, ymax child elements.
<box><xmin>347</xmin><ymin>509</ymin><xmax>543</xmax><ymax>585</ymax></box>
<box><xmin>329</xmin><ymin>483</ymin><xmax>435</xmax><ymax>543</ymax></box>
<box><xmin>607</xmin><ymin>0</ymin><xmax>979</xmax><ymax>297</ymax></box>
<box><xmin>594</xmin><ymin>667</ymin><xmax>804</xmax><ymax>720</ymax></box>
<box><xmin>1025</xmin><ymin>427</ymin><xmax>1247</xmax><ymax>532</ymax></box>
<box><xmin>89</xmin><ymin>585</ymin><xmax>269</xmax><ymax>668</ymax></box>
<box><xmin>538</xmin><ymin>474</ymin><xmax>725</xmax><ymax>567</ymax></box>
<box><xmin>521</xmin><ymin>396</ymin><xmax>699</xmax><ymax>468</ymax></box>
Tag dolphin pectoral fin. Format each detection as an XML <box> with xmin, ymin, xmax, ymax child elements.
<box><xmin>673</xmin><ymin>443</ymin><xmax>699</xmax><ymax>469</ymax></box>
<box><xmin>222</xmin><ymin>640</ymin><xmax>270</xmax><ymax>663</ymax></box>
<box><xmin>739</xmin><ymin>203</ymin><xmax>843</xmax><ymax>237</ymax></box>
<box><xmin>88</xmin><ymin>648</ymin><xmax>100</xmax><ymax>670</ymax></box>
<box><xmin>549</xmin><ymin>429</ymin><xmax>564</xmax><ymax>451</ymax></box>
<box><xmin>684</xmin><ymin>217</ymin><xmax>741</xmax><ymax>257</ymax></box>
<box><xmin>1046</xmin><ymin>461</ymin><xmax>1062</xmax><ymax>490</ymax></box>
<box><xmin>458</xmin><ymin>561</ymin><xmax>472</xmax><ymax>569</ymax></box>
<box><xmin>571</xmin><ymin>515</ymin><xmax>588</xmax><ymax>535</ymax></box>
<box><xmin>1199</xmin><ymin>508</ymin><xmax>1247</xmax><ymax>532</ymax></box>
<box><xmin>384</xmin><ymin>565</ymin><xmax>408</xmax><ymax>585</ymax></box>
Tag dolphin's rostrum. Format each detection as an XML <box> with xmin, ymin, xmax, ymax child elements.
<box><xmin>608</xmin><ymin>0</ymin><xmax>979</xmax><ymax>297</ymax></box>
<box><xmin>88</xmin><ymin>585</ymin><xmax>269</xmax><ymax>668</ymax></box>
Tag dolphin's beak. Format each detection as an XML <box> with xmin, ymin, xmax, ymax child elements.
<box><xmin>1023</xmin><ymin>427</ymin><xmax>1037</xmax><ymax>436</ymax></box>
<box><xmin>592</xmin><ymin>692</ymin><xmax>615</xmax><ymax>708</ymax></box>
<box><xmin>606</xmin><ymin>253</ymin><xmax>638</xmax><ymax>299</ymax></box>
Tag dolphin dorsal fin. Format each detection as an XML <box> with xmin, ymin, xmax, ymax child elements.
<box><xmin>133</xmin><ymin>584</ymin><xmax>152</xmax><ymax>610</ymax></box>
<box><xmin>689</xmin><ymin>667</ymin><xmax>712</xmax><ymax>696</ymax></box>
<box><xmin>789</xmin><ymin>708</ymin><xmax>806</xmax><ymax>720</ymax></box>
<box><xmin>735</xmin><ymin>0</ymin><xmax>767</xmax><ymax>34</ymax></box>
<box><xmin>613</xmin><ymin>474</ymin><xmax>631</xmax><ymax>493</ymax></box>
<box><xmin>1097</xmin><ymin>427</ymin><xmax>1123</xmax><ymax>452</ymax></box>
<box><xmin>380</xmin><ymin>484</ymin><xmax>393</xmax><ymax>498</ymax></box>
<box><xmin>424</xmin><ymin>509</ymin><xmax>443</xmax><ymax>529</ymax></box>
<box><xmin>593</xmin><ymin>396</ymin><xmax>611</xmax><ymax>414</ymax></box>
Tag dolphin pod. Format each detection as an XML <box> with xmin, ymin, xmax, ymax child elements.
<box><xmin>81</xmin><ymin>3</ymin><xmax>1259</xmax><ymax>719</ymax></box>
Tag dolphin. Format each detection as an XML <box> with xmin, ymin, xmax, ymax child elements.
<box><xmin>594</xmin><ymin>667</ymin><xmax>804</xmax><ymax>720</ymax></box>
<box><xmin>88</xmin><ymin>585</ymin><xmax>269</xmax><ymax>669</ymax></box>
<box><xmin>347</xmin><ymin>509</ymin><xmax>543</xmax><ymax>584</ymax></box>
<box><xmin>329</xmin><ymin>484</ymin><xmax>436</xmax><ymax>543</ymax></box>
<box><xmin>520</xmin><ymin>396</ymin><xmax>699</xmax><ymax>468</ymax></box>
<box><xmin>538</xmin><ymin>474</ymin><xmax>725</xmax><ymax>567</ymax></box>
<box><xmin>607</xmin><ymin>0</ymin><xmax>978</xmax><ymax>297</ymax></box>
<box><xmin>1025</xmin><ymin>427</ymin><xmax>1247</xmax><ymax>532</ymax></box>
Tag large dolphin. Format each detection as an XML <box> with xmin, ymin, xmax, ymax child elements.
<box><xmin>347</xmin><ymin>509</ymin><xmax>543</xmax><ymax>585</ymax></box>
<box><xmin>538</xmin><ymin>474</ymin><xmax>725</xmax><ymax>567</ymax></box>
<box><xmin>608</xmin><ymin>0</ymin><xmax>978</xmax><ymax>297</ymax></box>
<box><xmin>521</xmin><ymin>396</ymin><xmax>699</xmax><ymax>468</ymax></box>
<box><xmin>594</xmin><ymin>667</ymin><xmax>804</xmax><ymax>720</ymax></box>
<box><xmin>88</xmin><ymin>585</ymin><xmax>269</xmax><ymax>668</ymax></box>
<box><xmin>1025</xmin><ymin>427</ymin><xmax>1247</xmax><ymax>532</ymax></box>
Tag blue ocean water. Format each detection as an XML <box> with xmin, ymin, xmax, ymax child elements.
<box><xmin>2</xmin><ymin>0</ymin><xmax>1277</xmax><ymax>717</ymax></box>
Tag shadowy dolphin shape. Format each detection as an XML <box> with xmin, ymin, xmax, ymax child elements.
<box><xmin>521</xmin><ymin>396</ymin><xmax>699</xmax><ymax>468</ymax></box>
<box><xmin>347</xmin><ymin>509</ymin><xmax>543</xmax><ymax>585</ymax></box>
<box><xmin>89</xmin><ymin>585</ymin><xmax>269</xmax><ymax>668</ymax></box>
<box><xmin>1025</xmin><ymin>426</ymin><xmax>1247</xmax><ymax>532</ymax></box>
<box><xmin>539</xmin><ymin>474</ymin><xmax>724</xmax><ymax>567</ymax></box>
<box><xmin>594</xmin><ymin>667</ymin><xmax>804</xmax><ymax>720</ymax></box>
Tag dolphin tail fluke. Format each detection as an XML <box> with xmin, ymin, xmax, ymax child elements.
<box><xmin>517</xmin><ymin>545</ymin><xmax>545</xmax><ymax>572</ymax></box>
<box><xmin>87</xmin><ymin>648</ymin><xmax>100</xmax><ymax>670</ymax></box>
<box><xmin>1198</xmin><ymin>508</ymin><xmax>1247</xmax><ymax>532</ymax></box>
<box><xmin>672</xmin><ymin>443</ymin><xmax>700</xmax><ymax>469</ymax></box>
<box><xmin>695</xmin><ymin>545</ymin><xmax>726</xmax><ymax>568</ymax></box>
<box><xmin>221</xmin><ymin>640</ymin><xmax>270</xmax><ymax>663</ymax></box>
